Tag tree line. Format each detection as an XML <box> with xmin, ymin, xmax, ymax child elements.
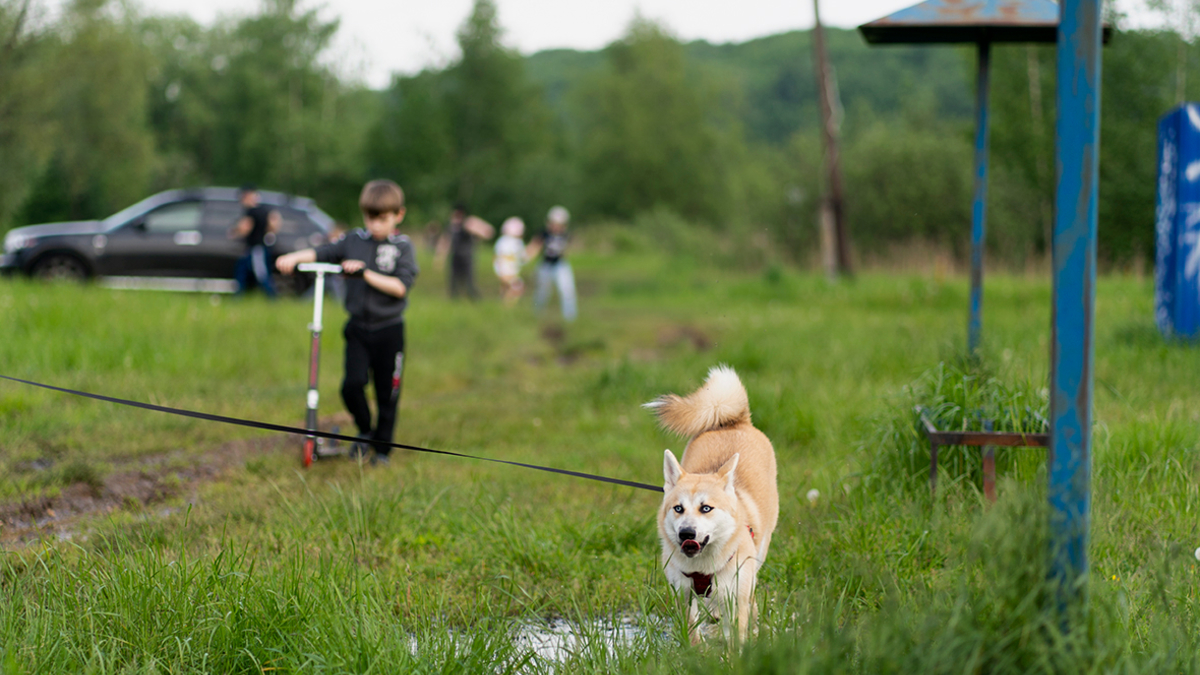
<box><xmin>0</xmin><ymin>0</ymin><xmax>1194</xmax><ymax>267</ymax></box>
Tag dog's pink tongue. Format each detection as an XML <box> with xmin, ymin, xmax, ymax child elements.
<box><xmin>681</xmin><ymin>539</ymin><xmax>700</xmax><ymax>553</ymax></box>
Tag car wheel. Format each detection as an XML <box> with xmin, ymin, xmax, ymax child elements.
<box><xmin>32</xmin><ymin>254</ymin><xmax>88</xmax><ymax>281</ymax></box>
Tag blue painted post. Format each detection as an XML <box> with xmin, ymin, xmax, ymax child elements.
<box><xmin>1050</xmin><ymin>0</ymin><xmax>1102</xmax><ymax>603</ymax></box>
<box><xmin>969</xmin><ymin>41</ymin><xmax>992</xmax><ymax>354</ymax></box>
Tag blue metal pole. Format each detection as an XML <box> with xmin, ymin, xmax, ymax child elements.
<box><xmin>1050</xmin><ymin>0</ymin><xmax>1102</xmax><ymax>603</ymax></box>
<box><xmin>969</xmin><ymin>41</ymin><xmax>991</xmax><ymax>354</ymax></box>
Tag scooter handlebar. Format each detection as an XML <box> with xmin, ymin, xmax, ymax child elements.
<box><xmin>297</xmin><ymin>262</ymin><xmax>344</xmax><ymax>274</ymax></box>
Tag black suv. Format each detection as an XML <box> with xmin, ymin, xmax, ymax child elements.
<box><xmin>1</xmin><ymin>187</ymin><xmax>334</xmax><ymax>292</ymax></box>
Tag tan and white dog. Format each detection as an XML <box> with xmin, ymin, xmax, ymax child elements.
<box><xmin>645</xmin><ymin>365</ymin><xmax>778</xmax><ymax>643</ymax></box>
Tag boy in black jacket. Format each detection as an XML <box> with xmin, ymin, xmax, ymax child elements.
<box><xmin>276</xmin><ymin>180</ymin><xmax>419</xmax><ymax>464</ymax></box>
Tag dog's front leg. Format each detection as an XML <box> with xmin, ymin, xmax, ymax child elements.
<box><xmin>687</xmin><ymin>596</ymin><xmax>703</xmax><ymax>645</ymax></box>
<box><xmin>734</xmin><ymin>558</ymin><xmax>759</xmax><ymax>643</ymax></box>
<box><xmin>749</xmin><ymin>593</ymin><xmax>760</xmax><ymax>636</ymax></box>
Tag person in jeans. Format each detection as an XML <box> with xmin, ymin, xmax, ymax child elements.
<box><xmin>229</xmin><ymin>185</ymin><xmax>281</xmax><ymax>297</ymax></box>
<box><xmin>275</xmin><ymin>179</ymin><xmax>419</xmax><ymax>465</ymax></box>
<box><xmin>526</xmin><ymin>205</ymin><xmax>576</xmax><ymax>321</ymax></box>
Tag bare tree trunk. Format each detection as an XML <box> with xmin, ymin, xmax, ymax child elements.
<box><xmin>813</xmin><ymin>0</ymin><xmax>852</xmax><ymax>278</ymax></box>
<box><xmin>818</xmin><ymin>202</ymin><xmax>836</xmax><ymax>278</ymax></box>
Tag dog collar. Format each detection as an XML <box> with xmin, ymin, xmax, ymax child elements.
<box><xmin>684</xmin><ymin>572</ymin><xmax>713</xmax><ymax>597</ymax></box>
<box><xmin>682</xmin><ymin>532</ymin><xmax>755</xmax><ymax>598</ymax></box>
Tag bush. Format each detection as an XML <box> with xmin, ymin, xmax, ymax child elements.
<box><xmin>842</xmin><ymin>121</ymin><xmax>973</xmax><ymax>257</ymax></box>
<box><xmin>864</xmin><ymin>358</ymin><xmax>1048</xmax><ymax>494</ymax></box>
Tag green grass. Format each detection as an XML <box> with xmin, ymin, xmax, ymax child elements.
<box><xmin>865</xmin><ymin>357</ymin><xmax>1050</xmax><ymax>494</ymax></box>
<box><xmin>3</xmin><ymin>242</ymin><xmax>1200</xmax><ymax>672</ymax></box>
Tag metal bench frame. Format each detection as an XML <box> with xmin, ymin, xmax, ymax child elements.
<box><xmin>918</xmin><ymin>408</ymin><xmax>1047</xmax><ymax>501</ymax></box>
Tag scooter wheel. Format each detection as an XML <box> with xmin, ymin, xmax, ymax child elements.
<box><xmin>302</xmin><ymin>437</ymin><xmax>316</xmax><ymax>467</ymax></box>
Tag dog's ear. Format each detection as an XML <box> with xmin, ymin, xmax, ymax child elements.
<box><xmin>663</xmin><ymin>449</ymin><xmax>683</xmax><ymax>489</ymax></box>
<box><xmin>717</xmin><ymin>453</ymin><xmax>739</xmax><ymax>497</ymax></box>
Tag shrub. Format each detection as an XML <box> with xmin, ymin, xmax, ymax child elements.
<box><xmin>864</xmin><ymin>358</ymin><xmax>1048</xmax><ymax>495</ymax></box>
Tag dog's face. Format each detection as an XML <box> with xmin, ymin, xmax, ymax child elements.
<box><xmin>659</xmin><ymin>451</ymin><xmax>739</xmax><ymax>559</ymax></box>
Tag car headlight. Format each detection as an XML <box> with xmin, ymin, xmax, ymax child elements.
<box><xmin>3</xmin><ymin>231</ymin><xmax>36</xmax><ymax>254</ymax></box>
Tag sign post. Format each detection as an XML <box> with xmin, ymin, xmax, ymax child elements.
<box><xmin>1049</xmin><ymin>0</ymin><xmax>1102</xmax><ymax>606</ymax></box>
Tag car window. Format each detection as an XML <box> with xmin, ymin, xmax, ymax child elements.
<box><xmin>144</xmin><ymin>202</ymin><xmax>202</xmax><ymax>234</ymax></box>
<box><xmin>202</xmin><ymin>200</ymin><xmax>244</xmax><ymax>234</ymax></box>
<box><xmin>104</xmin><ymin>193</ymin><xmax>168</xmax><ymax>231</ymax></box>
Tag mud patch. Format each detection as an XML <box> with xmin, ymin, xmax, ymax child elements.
<box><xmin>13</xmin><ymin>458</ymin><xmax>54</xmax><ymax>473</ymax></box>
<box><xmin>0</xmin><ymin>414</ymin><xmax>351</xmax><ymax>548</ymax></box>
<box><xmin>658</xmin><ymin>325</ymin><xmax>712</xmax><ymax>351</ymax></box>
<box><xmin>540</xmin><ymin>324</ymin><xmax>607</xmax><ymax>365</ymax></box>
<box><xmin>541</xmin><ymin>325</ymin><xmax>566</xmax><ymax>346</ymax></box>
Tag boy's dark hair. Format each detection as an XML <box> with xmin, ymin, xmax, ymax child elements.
<box><xmin>240</xmin><ymin>183</ymin><xmax>258</xmax><ymax>194</ymax></box>
<box><xmin>360</xmin><ymin>180</ymin><xmax>405</xmax><ymax>216</ymax></box>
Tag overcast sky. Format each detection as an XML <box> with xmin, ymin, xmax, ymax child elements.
<box><xmin>123</xmin><ymin>0</ymin><xmax>1163</xmax><ymax>89</ymax></box>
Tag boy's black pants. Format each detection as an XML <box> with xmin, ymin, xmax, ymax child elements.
<box><xmin>341</xmin><ymin>320</ymin><xmax>405</xmax><ymax>456</ymax></box>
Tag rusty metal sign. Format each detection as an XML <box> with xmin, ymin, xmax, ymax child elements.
<box><xmin>861</xmin><ymin>0</ymin><xmax>1069</xmax><ymax>44</ymax></box>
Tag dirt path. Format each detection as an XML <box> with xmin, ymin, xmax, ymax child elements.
<box><xmin>0</xmin><ymin>414</ymin><xmax>351</xmax><ymax>548</ymax></box>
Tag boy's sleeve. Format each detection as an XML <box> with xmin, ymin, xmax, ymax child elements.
<box><xmin>396</xmin><ymin>239</ymin><xmax>419</xmax><ymax>289</ymax></box>
<box><xmin>313</xmin><ymin>234</ymin><xmax>347</xmax><ymax>263</ymax></box>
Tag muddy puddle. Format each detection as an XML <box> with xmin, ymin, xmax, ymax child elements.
<box><xmin>510</xmin><ymin>615</ymin><xmax>667</xmax><ymax>665</ymax></box>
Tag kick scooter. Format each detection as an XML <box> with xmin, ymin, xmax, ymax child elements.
<box><xmin>297</xmin><ymin>262</ymin><xmax>344</xmax><ymax>467</ymax></box>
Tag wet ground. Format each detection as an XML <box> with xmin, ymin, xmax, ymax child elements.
<box><xmin>0</xmin><ymin>414</ymin><xmax>352</xmax><ymax>547</ymax></box>
<box><xmin>512</xmin><ymin>615</ymin><xmax>659</xmax><ymax>663</ymax></box>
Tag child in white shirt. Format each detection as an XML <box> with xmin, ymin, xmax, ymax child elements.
<box><xmin>493</xmin><ymin>217</ymin><xmax>528</xmax><ymax>305</ymax></box>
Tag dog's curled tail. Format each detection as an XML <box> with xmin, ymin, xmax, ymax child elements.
<box><xmin>644</xmin><ymin>365</ymin><xmax>750</xmax><ymax>438</ymax></box>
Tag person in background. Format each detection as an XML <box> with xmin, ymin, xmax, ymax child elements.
<box><xmin>229</xmin><ymin>184</ymin><xmax>281</xmax><ymax>297</ymax></box>
<box><xmin>493</xmin><ymin>216</ymin><xmax>528</xmax><ymax>306</ymax></box>
<box><xmin>526</xmin><ymin>205</ymin><xmax>576</xmax><ymax>322</ymax></box>
<box><xmin>275</xmin><ymin>179</ymin><xmax>418</xmax><ymax>466</ymax></box>
<box><xmin>436</xmin><ymin>202</ymin><xmax>494</xmax><ymax>300</ymax></box>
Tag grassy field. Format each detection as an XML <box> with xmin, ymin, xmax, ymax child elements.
<box><xmin>3</xmin><ymin>239</ymin><xmax>1200</xmax><ymax>673</ymax></box>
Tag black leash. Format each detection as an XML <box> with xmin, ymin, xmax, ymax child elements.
<box><xmin>1</xmin><ymin>375</ymin><xmax>664</xmax><ymax>494</ymax></box>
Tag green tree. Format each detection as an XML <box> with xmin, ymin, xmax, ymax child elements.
<box><xmin>572</xmin><ymin>18</ymin><xmax>745</xmax><ymax>225</ymax></box>
<box><xmin>137</xmin><ymin>0</ymin><xmax>377</xmax><ymax>223</ymax></box>
<box><xmin>987</xmin><ymin>33</ymin><xmax>1181</xmax><ymax>267</ymax></box>
<box><xmin>841</xmin><ymin>120</ymin><xmax>974</xmax><ymax>256</ymax></box>
<box><xmin>0</xmin><ymin>0</ymin><xmax>56</xmax><ymax>229</ymax></box>
<box><xmin>369</xmin><ymin>0</ymin><xmax>565</xmax><ymax>226</ymax></box>
<box><xmin>986</xmin><ymin>44</ymin><xmax>1056</xmax><ymax>263</ymax></box>
<box><xmin>367</xmin><ymin>69</ymin><xmax>455</xmax><ymax>225</ymax></box>
<box><xmin>1147</xmin><ymin>0</ymin><xmax>1200</xmax><ymax>103</ymax></box>
<box><xmin>443</xmin><ymin>0</ymin><xmax>566</xmax><ymax>225</ymax></box>
<box><xmin>204</xmin><ymin>0</ymin><xmax>346</xmax><ymax>194</ymax></box>
<box><xmin>138</xmin><ymin>15</ymin><xmax>223</xmax><ymax>190</ymax></box>
<box><xmin>18</xmin><ymin>0</ymin><xmax>155</xmax><ymax>224</ymax></box>
<box><xmin>1096</xmin><ymin>29</ymin><xmax>1180</xmax><ymax>265</ymax></box>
